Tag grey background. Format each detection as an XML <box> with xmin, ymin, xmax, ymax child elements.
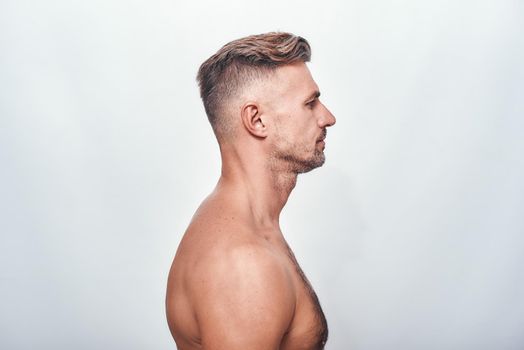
<box><xmin>1</xmin><ymin>0</ymin><xmax>523</xmax><ymax>349</ymax></box>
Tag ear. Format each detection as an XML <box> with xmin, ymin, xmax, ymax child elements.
<box><xmin>240</xmin><ymin>102</ymin><xmax>267</xmax><ymax>138</ymax></box>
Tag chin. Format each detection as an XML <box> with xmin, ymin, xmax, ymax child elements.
<box><xmin>296</xmin><ymin>152</ymin><xmax>326</xmax><ymax>174</ymax></box>
<box><xmin>273</xmin><ymin>145</ymin><xmax>326</xmax><ymax>174</ymax></box>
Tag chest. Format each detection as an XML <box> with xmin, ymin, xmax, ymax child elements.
<box><xmin>278</xmin><ymin>246</ymin><xmax>328</xmax><ymax>350</ymax></box>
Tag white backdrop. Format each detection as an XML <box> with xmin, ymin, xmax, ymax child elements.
<box><xmin>1</xmin><ymin>0</ymin><xmax>523</xmax><ymax>349</ymax></box>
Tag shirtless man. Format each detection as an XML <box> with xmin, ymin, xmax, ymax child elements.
<box><xmin>166</xmin><ymin>32</ymin><xmax>336</xmax><ymax>349</ymax></box>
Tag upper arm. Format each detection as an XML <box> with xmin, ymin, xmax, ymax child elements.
<box><xmin>191</xmin><ymin>244</ymin><xmax>296</xmax><ymax>350</ymax></box>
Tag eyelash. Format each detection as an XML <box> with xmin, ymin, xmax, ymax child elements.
<box><xmin>306</xmin><ymin>100</ymin><xmax>317</xmax><ymax>108</ymax></box>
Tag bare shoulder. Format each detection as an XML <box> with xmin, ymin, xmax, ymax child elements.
<box><xmin>191</xmin><ymin>239</ymin><xmax>293</xmax><ymax>294</ymax></box>
<box><xmin>191</xmin><ymin>240</ymin><xmax>296</xmax><ymax>349</ymax></box>
<box><xmin>168</xmin><ymin>196</ymin><xmax>297</xmax><ymax>349</ymax></box>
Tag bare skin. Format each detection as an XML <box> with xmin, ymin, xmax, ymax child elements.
<box><xmin>166</xmin><ymin>62</ymin><xmax>336</xmax><ymax>350</ymax></box>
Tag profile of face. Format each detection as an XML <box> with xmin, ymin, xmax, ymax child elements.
<box><xmin>262</xmin><ymin>62</ymin><xmax>336</xmax><ymax>174</ymax></box>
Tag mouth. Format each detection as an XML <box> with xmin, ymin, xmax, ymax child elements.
<box><xmin>316</xmin><ymin>129</ymin><xmax>327</xmax><ymax>143</ymax></box>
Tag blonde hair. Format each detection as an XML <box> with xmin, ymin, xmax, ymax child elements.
<box><xmin>196</xmin><ymin>32</ymin><xmax>311</xmax><ymax>138</ymax></box>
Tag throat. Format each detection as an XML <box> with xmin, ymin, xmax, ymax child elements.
<box><xmin>271</xmin><ymin>171</ymin><xmax>298</xmax><ymax>197</ymax></box>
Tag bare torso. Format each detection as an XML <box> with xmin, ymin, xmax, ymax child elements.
<box><xmin>166</xmin><ymin>194</ymin><xmax>327</xmax><ymax>349</ymax></box>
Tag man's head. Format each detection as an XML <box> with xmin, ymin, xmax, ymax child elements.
<box><xmin>197</xmin><ymin>32</ymin><xmax>336</xmax><ymax>173</ymax></box>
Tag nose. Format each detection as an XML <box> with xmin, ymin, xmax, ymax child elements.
<box><xmin>318</xmin><ymin>103</ymin><xmax>336</xmax><ymax>128</ymax></box>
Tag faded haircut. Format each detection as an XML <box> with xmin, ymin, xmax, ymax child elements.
<box><xmin>196</xmin><ymin>32</ymin><xmax>311</xmax><ymax>139</ymax></box>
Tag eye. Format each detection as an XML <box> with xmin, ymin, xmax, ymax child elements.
<box><xmin>306</xmin><ymin>99</ymin><xmax>317</xmax><ymax>109</ymax></box>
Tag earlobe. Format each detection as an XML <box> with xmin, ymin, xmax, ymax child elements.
<box><xmin>241</xmin><ymin>102</ymin><xmax>267</xmax><ymax>138</ymax></box>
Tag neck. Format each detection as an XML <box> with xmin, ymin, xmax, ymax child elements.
<box><xmin>216</xmin><ymin>143</ymin><xmax>298</xmax><ymax>230</ymax></box>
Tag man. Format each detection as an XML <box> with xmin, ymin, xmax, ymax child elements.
<box><xmin>166</xmin><ymin>32</ymin><xmax>336</xmax><ymax>349</ymax></box>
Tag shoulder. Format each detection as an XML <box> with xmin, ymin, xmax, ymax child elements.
<box><xmin>190</xmin><ymin>242</ymin><xmax>296</xmax><ymax>348</ymax></box>
<box><xmin>192</xmin><ymin>241</ymin><xmax>294</xmax><ymax>300</ymax></box>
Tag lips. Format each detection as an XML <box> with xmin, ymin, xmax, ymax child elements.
<box><xmin>317</xmin><ymin>129</ymin><xmax>327</xmax><ymax>142</ymax></box>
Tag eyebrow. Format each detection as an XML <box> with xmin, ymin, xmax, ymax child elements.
<box><xmin>305</xmin><ymin>90</ymin><xmax>321</xmax><ymax>102</ymax></box>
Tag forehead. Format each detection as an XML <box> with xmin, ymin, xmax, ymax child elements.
<box><xmin>270</xmin><ymin>62</ymin><xmax>319</xmax><ymax>99</ymax></box>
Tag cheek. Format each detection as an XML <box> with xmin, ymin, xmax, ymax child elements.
<box><xmin>275</xmin><ymin>113</ymin><xmax>316</xmax><ymax>144</ymax></box>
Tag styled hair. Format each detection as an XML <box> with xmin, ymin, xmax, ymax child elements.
<box><xmin>196</xmin><ymin>32</ymin><xmax>311</xmax><ymax>138</ymax></box>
